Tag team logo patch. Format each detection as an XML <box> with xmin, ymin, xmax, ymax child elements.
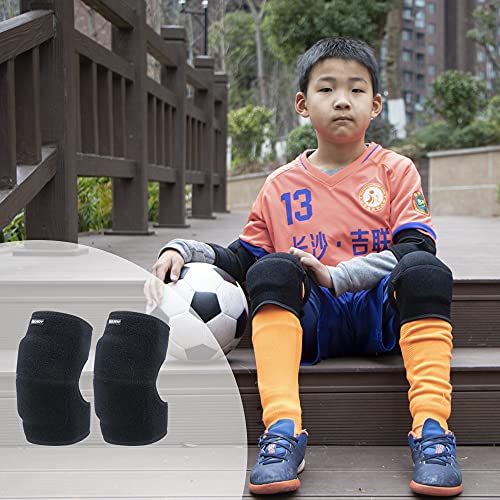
<box><xmin>359</xmin><ymin>183</ymin><xmax>387</xmax><ymax>212</ymax></box>
<box><xmin>413</xmin><ymin>191</ymin><xmax>429</xmax><ymax>215</ymax></box>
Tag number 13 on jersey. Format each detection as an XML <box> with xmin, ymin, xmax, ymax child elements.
<box><xmin>281</xmin><ymin>189</ymin><xmax>313</xmax><ymax>225</ymax></box>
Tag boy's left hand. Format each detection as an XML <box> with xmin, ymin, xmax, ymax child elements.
<box><xmin>289</xmin><ymin>247</ymin><xmax>333</xmax><ymax>289</ymax></box>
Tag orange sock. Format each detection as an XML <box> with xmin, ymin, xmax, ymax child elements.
<box><xmin>252</xmin><ymin>304</ymin><xmax>302</xmax><ymax>435</ymax></box>
<box><xmin>400</xmin><ymin>318</ymin><xmax>453</xmax><ymax>437</ymax></box>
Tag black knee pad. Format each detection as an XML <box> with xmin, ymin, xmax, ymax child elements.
<box><xmin>389</xmin><ymin>251</ymin><xmax>453</xmax><ymax>325</ymax></box>
<box><xmin>246</xmin><ymin>252</ymin><xmax>310</xmax><ymax>318</ymax></box>
<box><xmin>94</xmin><ymin>311</ymin><xmax>169</xmax><ymax>445</ymax></box>
<box><xmin>16</xmin><ymin>311</ymin><xmax>92</xmax><ymax>445</ymax></box>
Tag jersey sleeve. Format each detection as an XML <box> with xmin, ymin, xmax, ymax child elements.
<box><xmin>239</xmin><ymin>182</ymin><xmax>275</xmax><ymax>256</ymax></box>
<box><xmin>389</xmin><ymin>159</ymin><xmax>436</xmax><ymax>241</ymax></box>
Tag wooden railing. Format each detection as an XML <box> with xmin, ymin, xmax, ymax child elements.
<box><xmin>0</xmin><ymin>0</ymin><xmax>228</xmax><ymax>241</ymax></box>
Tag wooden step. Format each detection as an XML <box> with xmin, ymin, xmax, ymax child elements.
<box><xmin>243</xmin><ymin>445</ymin><xmax>500</xmax><ymax>498</ymax></box>
<box><xmin>229</xmin><ymin>347</ymin><xmax>500</xmax><ymax>446</ymax></box>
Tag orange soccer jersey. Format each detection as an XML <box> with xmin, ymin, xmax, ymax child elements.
<box><xmin>240</xmin><ymin>143</ymin><xmax>435</xmax><ymax>265</ymax></box>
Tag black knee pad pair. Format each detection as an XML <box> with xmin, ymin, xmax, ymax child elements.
<box><xmin>16</xmin><ymin>310</ymin><xmax>169</xmax><ymax>446</ymax></box>
<box><xmin>388</xmin><ymin>251</ymin><xmax>453</xmax><ymax>325</ymax></box>
<box><xmin>246</xmin><ymin>252</ymin><xmax>311</xmax><ymax>318</ymax></box>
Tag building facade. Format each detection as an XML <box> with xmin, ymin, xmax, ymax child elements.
<box><xmin>393</xmin><ymin>0</ymin><xmax>499</xmax><ymax>126</ymax></box>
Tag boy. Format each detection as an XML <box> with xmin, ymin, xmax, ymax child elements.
<box><xmin>150</xmin><ymin>38</ymin><xmax>463</xmax><ymax>496</ymax></box>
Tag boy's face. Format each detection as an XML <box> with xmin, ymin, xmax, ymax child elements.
<box><xmin>295</xmin><ymin>58</ymin><xmax>382</xmax><ymax>145</ymax></box>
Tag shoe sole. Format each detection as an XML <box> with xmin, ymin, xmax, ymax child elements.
<box><xmin>248</xmin><ymin>459</ymin><xmax>305</xmax><ymax>495</ymax></box>
<box><xmin>410</xmin><ymin>480</ymin><xmax>463</xmax><ymax>496</ymax></box>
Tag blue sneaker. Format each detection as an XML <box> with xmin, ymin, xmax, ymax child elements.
<box><xmin>249</xmin><ymin>419</ymin><xmax>308</xmax><ymax>495</ymax></box>
<box><xmin>408</xmin><ymin>418</ymin><xmax>463</xmax><ymax>496</ymax></box>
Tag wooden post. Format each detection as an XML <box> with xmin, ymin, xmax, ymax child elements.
<box><xmin>110</xmin><ymin>0</ymin><xmax>151</xmax><ymax>234</ymax></box>
<box><xmin>21</xmin><ymin>0</ymin><xmax>78</xmax><ymax>241</ymax></box>
<box><xmin>15</xmin><ymin>48</ymin><xmax>42</xmax><ymax>165</ymax></box>
<box><xmin>156</xmin><ymin>25</ymin><xmax>189</xmax><ymax>228</ymax></box>
<box><xmin>214</xmin><ymin>72</ymin><xmax>228</xmax><ymax>213</ymax></box>
<box><xmin>191</xmin><ymin>56</ymin><xmax>215</xmax><ymax>219</ymax></box>
<box><xmin>0</xmin><ymin>60</ymin><xmax>16</xmax><ymax>190</ymax></box>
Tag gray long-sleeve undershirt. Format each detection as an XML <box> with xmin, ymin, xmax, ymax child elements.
<box><xmin>159</xmin><ymin>238</ymin><xmax>398</xmax><ymax>296</ymax></box>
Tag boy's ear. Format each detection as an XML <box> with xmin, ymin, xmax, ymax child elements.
<box><xmin>371</xmin><ymin>93</ymin><xmax>383</xmax><ymax>119</ymax></box>
<box><xmin>295</xmin><ymin>92</ymin><xmax>309</xmax><ymax>118</ymax></box>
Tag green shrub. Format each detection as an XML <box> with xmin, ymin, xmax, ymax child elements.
<box><xmin>1</xmin><ymin>211</ymin><xmax>25</xmax><ymax>242</ymax></box>
<box><xmin>77</xmin><ymin>177</ymin><xmax>112</xmax><ymax>232</ymax></box>
<box><xmin>426</xmin><ymin>70</ymin><xmax>487</xmax><ymax>127</ymax></box>
<box><xmin>486</xmin><ymin>94</ymin><xmax>500</xmax><ymax>131</ymax></box>
<box><xmin>228</xmin><ymin>105</ymin><xmax>274</xmax><ymax>167</ymax></box>
<box><xmin>451</xmin><ymin>120</ymin><xmax>499</xmax><ymax>149</ymax></box>
<box><xmin>285</xmin><ymin>123</ymin><xmax>317</xmax><ymax>162</ymax></box>
<box><xmin>148</xmin><ymin>182</ymin><xmax>159</xmax><ymax>223</ymax></box>
<box><xmin>366</xmin><ymin>117</ymin><xmax>397</xmax><ymax>147</ymax></box>
<box><xmin>413</xmin><ymin>122</ymin><xmax>455</xmax><ymax>152</ymax></box>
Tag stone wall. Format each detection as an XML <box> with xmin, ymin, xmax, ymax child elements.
<box><xmin>227</xmin><ymin>172</ymin><xmax>267</xmax><ymax>211</ymax></box>
<box><xmin>428</xmin><ymin>146</ymin><xmax>500</xmax><ymax>217</ymax></box>
<box><xmin>228</xmin><ymin>146</ymin><xmax>500</xmax><ymax>216</ymax></box>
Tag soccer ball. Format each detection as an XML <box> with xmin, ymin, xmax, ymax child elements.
<box><xmin>152</xmin><ymin>263</ymin><xmax>248</xmax><ymax>362</ymax></box>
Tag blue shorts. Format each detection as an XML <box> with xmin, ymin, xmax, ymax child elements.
<box><xmin>300</xmin><ymin>274</ymin><xmax>400</xmax><ymax>365</ymax></box>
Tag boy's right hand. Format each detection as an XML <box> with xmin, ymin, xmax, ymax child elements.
<box><xmin>144</xmin><ymin>250</ymin><xmax>185</xmax><ymax>308</ymax></box>
<box><xmin>151</xmin><ymin>249</ymin><xmax>185</xmax><ymax>283</ymax></box>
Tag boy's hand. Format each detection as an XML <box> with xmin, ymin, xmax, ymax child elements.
<box><xmin>144</xmin><ymin>250</ymin><xmax>185</xmax><ymax>307</ymax></box>
<box><xmin>151</xmin><ymin>249</ymin><xmax>185</xmax><ymax>283</ymax></box>
<box><xmin>289</xmin><ymin>247</ymin><xmax>333</xmax><ymax>289</ymax></box>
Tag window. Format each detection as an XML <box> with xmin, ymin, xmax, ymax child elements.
<box><xmin>403</xmin><ymin>49</ymin><xmax>413</xmax><ymax>62</ymax></box>
<box><xmin>479</xmin><ymin>70</ymin><xmax>485</xmax><ymax>80</ymax></box>
<box><xmin>404</xmin><ymin>90</ymin><xmax>413</xmax><ymax>104</ymax></box>
<box><xmin>427</xmin><ymin>44</ymin><xmax>435</xmax><ymax>56</ymax></box>
<box><xmin>477</xmin><ymin>50</ymin><xmax>485</xmax><ymax>63</ymax></box>
<box><xmin>415</xmin><ymin>0</ymin><xmax>425</xmax><ymax>6</ymax></box>
<box><xmin>403</xmin><ymin>8</ymin><xmax>413</xmax><ymax>20</ymax></box>
<box><xmin>427</xmin><ymin>2</ymin><xmax>435</xmax><ymax>14</ymax></box>
<box><xmin>403</xmin><ymin>29</ymin><xmax>412</xmax><ymax>41</ymax></box>
<box><xmin>404</xmin><ymin>71</ymin><xmax>413</xmax><ymax>83</ymax></box>
<box><xmin>428</xmin><ymin>23</ymin><xmax>435</xmax><ymax>35</ymax></box>
<box><xmin>428</xmin><ymin>64</ymin><xmax>436</xmax><ymax>77</ymax></box>
<box><xmin>416</xmin><ymin>74</ymin><xmax>425</xmax><ymax>88</ymax></box>
<box><xmin>404</xmin><ymin>0</ymin><xmax>413</xmax><ymax>7</ymax></box>
<box><xmin>417</xmin><ymin>32</ymin><xmax>425</xmax><ymax>47</ymax></box>
<box><xmin>416</xmin><ymin>53</ymin><xmax>425</xmax><ymax>68</ymax></box>
<box><xmin>415</xmin><ymin>10</ymin><xmax>425</xmax><ymax>28</ymax></box>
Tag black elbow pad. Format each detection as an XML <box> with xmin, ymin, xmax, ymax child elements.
<box><xmin>389</xmin><ymin>229</ymin><xmax>436</xmax><ymax>261</ymax></box>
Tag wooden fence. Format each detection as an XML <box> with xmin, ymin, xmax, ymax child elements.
<box><xmin>0</xmin><ymin>0</ymin><xmax>228</xmax><ymax>242</ymax></box>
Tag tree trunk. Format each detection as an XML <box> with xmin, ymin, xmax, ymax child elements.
<box><xmin>385</xmin><ymin>0</ymin><xmax>403</xmax><ymax>99</ymax></box>
<box><xmin>385</xmin><ymin>0</ymin><xmax>406</xmax><ymax>139</ymax></box>
<box><xmin>247</xmin><ymin>0</ymin><xmax>267</xmax><ymax>107</ymax></box>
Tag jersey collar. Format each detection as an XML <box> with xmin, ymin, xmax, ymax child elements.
<box><xmin>299</xmin><ymin>142</ymin><xmax>380</xmax><ymax>187</ymax></box>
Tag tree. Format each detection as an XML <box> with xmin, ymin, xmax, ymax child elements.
<box><xmin>246</xmin><ymin>0</ymin><xmax>268</xmax><ymax>107</ymax></box>
<box><xmin>467</xmin><ymin>0</ymin><xmax>500</xmax><ymax>76</ymax></box>
<box><xmin>211</xmin><ymin>10</ymin><xmax>259</xmax><ymax>109</ymax></box>
<box><xmin>0</xmin><ymin>0</ymin><xmax>18</xmax><ymax>21</ymax></box>
<box><xmin>384</xmin><ymin>0</ymin><xmax>405</xmax><ymax>138</ymax></box>
<box><xmin>262</xmin><ymin>0</ymin><xmax>396</xmax><ymax>67</ymax></box>
<box><xmin>426</xmin><ymin>71</ymin><xmax>487</xmax><ymax>128</ymax></box>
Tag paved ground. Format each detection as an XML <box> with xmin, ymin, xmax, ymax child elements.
<box><xmin>79</xmin><ymin>212</ymin><xmax>500</xmax><ymax>279</ymax></box>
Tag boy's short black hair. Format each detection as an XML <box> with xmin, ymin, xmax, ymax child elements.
<box><xmin>298</xmin><ymin>37</ymin><xmax>379</xmax><ymax>96</ymax></box>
